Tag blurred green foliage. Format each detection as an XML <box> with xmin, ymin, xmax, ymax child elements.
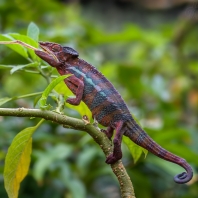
<box><xmin>0</xmin><ymin>1</ymin><xmax>198</xmax><ymax>198</ymax></box>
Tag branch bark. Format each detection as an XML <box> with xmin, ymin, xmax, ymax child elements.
<box><xmin>0</xmin><ymin>107</ymin><xmax>136</xmax><ymax>198</ymax></box>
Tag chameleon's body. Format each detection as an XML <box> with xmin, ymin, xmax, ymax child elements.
<box><xmin>35</xmin><ymin>42</ymin><xmax>193</xmax><ymax>184</ymax></box>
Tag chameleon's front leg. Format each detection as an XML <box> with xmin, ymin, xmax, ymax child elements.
<box><xmin>65</xmin><ymin>76</ymin><xmax>84</xmax><ymax>105</ymax></box>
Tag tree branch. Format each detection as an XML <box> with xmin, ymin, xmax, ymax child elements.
<box><xmin>0</xmin><ymin>107</ymin><xmax>136</xmax><ymax>198</ymax></box>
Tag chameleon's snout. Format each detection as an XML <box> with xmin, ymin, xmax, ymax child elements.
<box><xmin>39</xmin><ymin>42</ymin><xmax>52</xmax><ymax>53</ymax></box>
<box><xmin>37</xmin><ymin>41</ymin><xmax>59</xmax><ymax>63</ymax></box>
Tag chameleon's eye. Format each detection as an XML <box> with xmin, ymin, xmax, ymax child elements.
<box><xmin>51</xmin><ymin>45</ymin><xmax>61</xmax><ymax>52</ymax></box>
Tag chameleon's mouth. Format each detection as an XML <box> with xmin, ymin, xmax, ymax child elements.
<box><xmin>39</xmin><ymin>43</ymin><xmax>59</xmax><ymax>62</ymax></box>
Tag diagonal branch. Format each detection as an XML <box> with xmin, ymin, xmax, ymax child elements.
<box><xmin>0</xmin><ymin>107</ymin><xmax>136</xmax><ymax>198</ymax></box>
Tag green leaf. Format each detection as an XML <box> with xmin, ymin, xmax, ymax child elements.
<box><xmin>4</xmin><ymin>119</ymin><xmax>44</xmax><ymax>198</ymax></box>
<box><xmin>27</xmin><ymin>22</ymin><xmax>40</xmax><ymax>42</ymax></box>
<box><xmin>0</xmin><ymin>34</ymin><xmax>28</xmax><ymax>58</ymax></box>
<box><xmin>39</xmin><ymin>75</ymin><xmax>71</xmax><ymax>109</ymax></box>
<box><xmin>123</xmin><ymin>136</ymin><xmax>148</xmax><ymax>163</ymax></box>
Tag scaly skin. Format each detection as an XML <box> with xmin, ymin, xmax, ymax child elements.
<box><xmin>35</xmin><ymin>42</ymin><xmax>193</xmax><ymax>184</ymax></box>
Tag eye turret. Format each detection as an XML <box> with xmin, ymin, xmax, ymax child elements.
<box><xmin>51</xmin><ymin>44</ymin><xmax>62</xmax><ymax>52</ymax></box>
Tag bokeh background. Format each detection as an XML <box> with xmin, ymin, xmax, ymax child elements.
<box><xmin>0</xmin><ymin>0</ymin><xmax>198</xmax><ymax>198</ymax></box>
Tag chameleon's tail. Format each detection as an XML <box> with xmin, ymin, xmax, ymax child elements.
<box><xmin>124</xmin><ymin>121</ymin><xmax>193</xmax><ymax>184</ymax></box>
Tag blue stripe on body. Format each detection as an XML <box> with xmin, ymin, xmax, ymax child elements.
<box><xmin>69</xmin><ymin>66</ymin><xmax>108</xmax><ymax>100</ymax></box>
<box><xmin>87</xmin><ymin>76</ymin><xmax>116</xmax><ymax>95</ymax></box>
<box><xmin>68</xmin><ymin>66</ymin><xmax>132</xmax><ymax>123</ymax></box>
<box><xmin>69</xmin><ymin>67</ymin><xmax>102</xmax><ymax>91</ymax></box>
<box><xmin>69</xmin><ymin>66</ymin><xmax>119</xmax><ymax>97</ymax></box>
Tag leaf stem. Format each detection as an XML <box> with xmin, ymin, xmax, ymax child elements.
<box><xmin>12</xmin><ymin>92</ymin><xmax>43</xmax><ymax>100</ymax></box>
<box><xmin>38</xmin><ymin>66</ymin><xmax>51</xmax><ymax>84</ymax></box>
<box><xmin>0</xmin><ymin>40</ymin><xmax>39</xmax><ymax>51</ymax></box>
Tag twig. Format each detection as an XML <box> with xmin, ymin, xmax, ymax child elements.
<box><xmin>0</xmin><ymin>107</ymin><xmax>136</xmax><ymax>198</ymax></box>
<box><xmin>0</xmin><ymin>40</ymin><xmax>59</xmax><ymax>62</ymax></box>
<box><xmin>0</xmin><ymin>40</ymin><xmax>38</xmax><ymax>51</ymax></box>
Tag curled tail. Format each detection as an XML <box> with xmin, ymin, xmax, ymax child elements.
<box><xmin>124</xmin><ymin>121</ymin><xmax>193</xmax><ymax>184</ymax></box>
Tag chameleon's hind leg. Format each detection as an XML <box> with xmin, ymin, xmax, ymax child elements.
<box><xmin>105</xmin><ymin>121</ymin><xmax>126</xmax><ymax>164</ymax></box>
<box><xmin>101</xmin><ymin>126</ymin><xmax>114</xmax><ymax>139</ymax></box>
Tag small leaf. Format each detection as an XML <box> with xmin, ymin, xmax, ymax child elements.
<box><xmin>141</xmin><ymin>147</ymin><xmax>148</xmax><ymax>158</ymax></box>
<box><xmin>39</xmin><ymin>75</ymin><xmax>71</xmax><ymax>109</ymax></box>
<box><xmin>4</xmin><ymin>119</ymin><xmax>44</xmax><ymax>198</ymax></box>
<box><xmin>123</xmin><ymin>136</ymin><xmax>148</xmax><ymax>163</ymax></box>
<box><xmin>27</xmin><ymin>22</ymin><xmax>40</xmax><ymax>42</ymax></box>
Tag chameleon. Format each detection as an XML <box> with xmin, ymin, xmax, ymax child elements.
<box><xmin>35</xmin><ymin>41</ymin><xmax>193</xmax><ymax>184</ymax></box>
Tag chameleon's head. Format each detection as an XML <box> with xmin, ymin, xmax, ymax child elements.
<box><xmin>37</xmin><ymin>42</ymin><xmax>79</xmax><ymax>67</ymax></box>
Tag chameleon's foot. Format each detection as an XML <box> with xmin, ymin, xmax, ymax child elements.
<box><xmin>106</xmin><ymin>136</ymin><xmax>123</xmax><ymax>164</ymax></box>
<box><xmin>101</xmin><ymin>129</ymin><xmax>112</xmax><ymax>139</ymax></box>
<box><xmin>105</xmin><ymin>153</ymin><xmax>122</xmax><ymax>164</ymax></box>
<box><xmin>101</xmin><ymin>126</ymin><xmax>114</xmax><ymax>139</ymax></box>
<box><xmin>66</xmin><ymin>98</ymin><xmax>80</xmax><ymax>105</ymax></box>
